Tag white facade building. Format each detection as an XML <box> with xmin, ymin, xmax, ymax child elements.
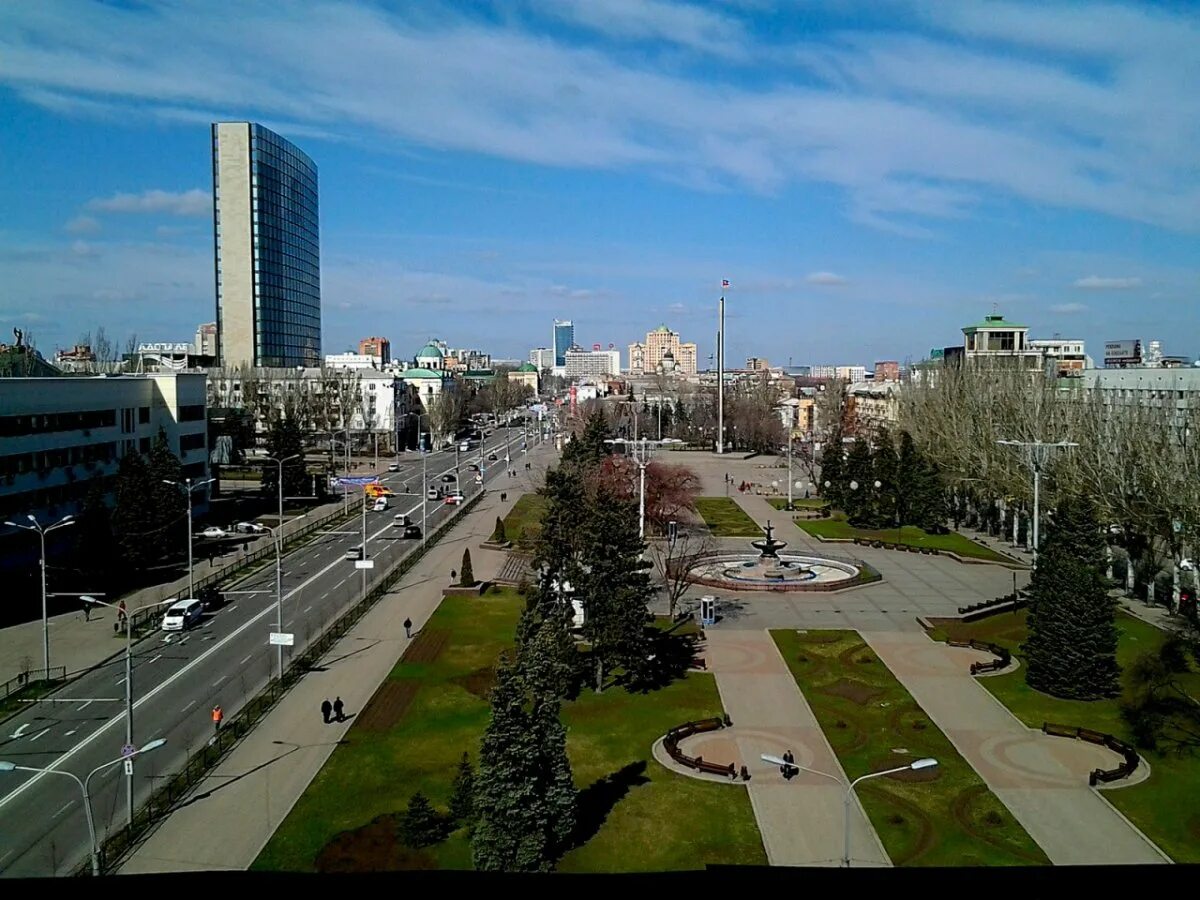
<box><xmin>530</xmin><ymin>347</ymin><xmax>556</xmax><ymax>370</ymax></box>
<box><xmin>0</xmin><ymin>373</ymin><xmax>210</xmax><ymax>531</ymax></box>
<box><xmin>835</xmin><ymin>365</ymin><xmax>868</xmax><ymax>383</ymax></box>
<box><xmin>564</xmin><ymin>347</ymin><xmax>621</xmax><ymax>378</ymax></box>
<box><xmin>324</xmin><ymin>353</ymin><xmax>380</xmax><ymax>370</ymax></box>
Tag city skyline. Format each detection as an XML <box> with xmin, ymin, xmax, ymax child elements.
<box><xmin>1</xmin><ymin>1</ymin><xmax>1198</xmax><ymax>366</ymax></box>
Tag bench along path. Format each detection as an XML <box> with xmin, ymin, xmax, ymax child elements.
<box><xmin>704</xmin><ymin>628</ymin><xmax>890</xmax><ymax>867</ymax></box>
<box><xmin>860</xmin><ymin>630</ymin><xmax>1169</xmax><ymax>865</ymax></box>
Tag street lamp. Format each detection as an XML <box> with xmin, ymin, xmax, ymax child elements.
<box><xmin>604</xmin><ymin>436</ymin><xmax>662</xmax><ymax>539</ymax></box>
<box><xmin>261</xmin><ymin>523</ymin><xmax>287</xmax><ymax>681</ymax></box>
<box><xmin>4</xmin><ymin>514</ymin><xmax>75</xmax><ymax>680</ymax></box>
<box><xmin>1</xmin><ymin>738</ymin><xmax>166</xmax><ymax>876</ymax></box>
<box><xmin>996</xmin><ymin>439</ymin><xmax>1078</xmax><ymax>568</ymax></box>
<box><xmin>161</xmin><ymin>477</ymin><xmax>215</xmax><ymax>601</ymax></box>
<box><xmin>761</xmin><ymin>753</ymin><xmax>937</xmax><ymax>866</ymax></box>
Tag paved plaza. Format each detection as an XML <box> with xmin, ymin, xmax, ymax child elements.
<box><xmin>661</xmin><ymin>450</ymin><xmax>1169</xmax><ymax>865</ymax></box>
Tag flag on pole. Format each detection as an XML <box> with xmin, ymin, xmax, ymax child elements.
<box><xmin>722</xmin><ymin>279</ymin><xmax>730</xmax><ymax>288</ymax></box>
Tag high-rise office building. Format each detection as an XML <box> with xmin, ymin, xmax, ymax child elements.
<box><xmin>630</xmin><ymin>325</ymin><xmax>697</xmax><ymax>376</ymax></box>
<box><xmin>553</xmin><ymin>319</ymin><xmax>574</xmax><ymax>367</ymax></box>
<box><xmin>213</xmin><ymin>122</ymin><xmax>321</xmax><ymax>369</ymax></box>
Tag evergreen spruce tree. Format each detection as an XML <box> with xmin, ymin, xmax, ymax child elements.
<box><xmin>111</xmin><ymin>452</ymin><xmax>157</xmax><ymax>571</ymax></box>
<box><xmin>580</xmin><ymin>488</ymin><xmax>652</xmax><ymax>690</ymax></box>
<box><xmin>521</xmin><ymin>614</ymin><xmax>578</xmax><ymax>701</ymax></box>
<box><xmin>1022</xmin><ymin>496</ymin><xmax>1120</xmax><ymax>699</ymax></box>
<box><xmin>460</xmin><ymin>548</ymin><xmax>475</xmax><ymax>586</ymax></box>
<box><xmin>562</xmin><ymin>409</ymin><xmax>611</xmax><ymax>469</ymax></box>
<box><xmin>818</xmin><ymin>424</ymin><xmax>846</xmax><ymax>508</ymax></box>
<box><xmin>261</xmin><ymin>415</ymin><xmax>307</xmax><ymax>500</ymax></box>
<box><xmin>472</xmin><ymin>653</ymin><xmax>575</xmax><ymax>871</ymax></box>
<box><xmin>74</xmin><ymin>481</ymin><xmax>119</xmax><ymax>591</ymax></box>
<box><xmin>399</xmin><ymin>792</ymin><xmax>446</xmax><ymax>848</ymax></box>
<box><xmin>449</xmin><ymin>752</ymin><xmax>476</xmax><ymax>825</ymax></box>
<box><xmin>490</xmin><ymin>515</ymin><xmax>506</xmax><ymax>543</ymax></box>
<box><xmin>146</xmin><ymin>427</ymin><xmax>186</xmax><ymax>562</ymax></box>
<box><xmin>843</xmin><ymin>438</ymin><xmax>876</xmax><ymax>528</ymax></box>
<box><xmin>871</xmin><ymin>428</ymin><xmax>899</xmax><ymax>532</ymax></box>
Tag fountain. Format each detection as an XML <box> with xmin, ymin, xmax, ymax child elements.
<box><xmin>685</xmin><ymin>520</ymin><xmax>867</xmax><ymax>592</ymax></box>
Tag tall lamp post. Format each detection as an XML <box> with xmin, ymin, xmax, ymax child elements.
<box><xmin>4</xmin><ymin>514</ymin><xmax>75</xmax><ymax>680</ymax></box>
<box><xmin>162</xmin><ymin>477</ymin><xmax>215</xmax><ymax>601</ymax></box>
<box><xmin>996</xmin><ymin>439</ymin><xmax>1078</xmax><ymax>568</ymax></box>
<box><xmin>263</xmin><ymin>454</ymin><xmax>299</xmax><ymax>679</ymax></box>
<box><xmin>1</xmin><ymin>739</ymin><xmax>166</xmax><ymax>876</ymax></box>
<box><xmin>761</xmin><ymin>753</ymin><xmax>937</xmax><ymax>866</ymax></box>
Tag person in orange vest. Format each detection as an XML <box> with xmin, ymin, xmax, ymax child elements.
<box><xmin>211</xmin><ymin>704</ymin><xmax>223</xmax><ymax>733</ymax></box>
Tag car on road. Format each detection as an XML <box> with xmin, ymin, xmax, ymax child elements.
<box><xmin>392</xmin><ymin>513</ymin><xmax>412</xmax><ymax>527</ymax></box>
<box><xmin>373</xmin><ymin>497</ymin><xmax>389</xmax><ymax>512</ymax></box>
<box><xmin>459</xmin><ymin>441</ymin><xmax>471</xmax><ymax>452</ymax></box>
<box><xmin>401</xmin><ymin>524</ymin><xmax>422</xmax><ymax>539</ymax></box>
<box><xmin>444</xmin><ymin>491</ymin><xmax>466</xmax><ymax>505</ymax></box>
<box><xmin>426</xmin><ymin>487</ymin><xmax>442</xmax><ymax>501</ymax></box>
<box><xmin>199</xmin><ymin>526</ymin><xmax>227</xmax><ymax>539</ymax></box>
<box><xmin>467</xmin><ymin>463</ymin><xmax>480</xmax><ymax>472</ymax></box>
<box><xmin>440</xmin><ymin>473</ymin><xmax>456</xmax><ymax>483</ymax></box>
<box><xmin>198</xmin><ymin>585</ymin><xmax>225</xmax><ymax>610</ymax></box>
<box><xmin>161</xmin><ymin>598</ymin><xmax>204</xmax><ymax>631</ymax></box>
<box><xmin>344</xmin><ymin>545</ymin><xmax>364</xmax><ymax>561</ymax></box>
<box><xmin>488</xmin><ymin>453</ymin><xmax>498</xmax><ymax>461</ymax></box>
<box><xmin>388</xmin><ymin>463</ymin><xmax>400</xmax><ymax>472</ymax></box>
<box><xmin>233</xmin><ymin>521</ymin><xmax>267</xmax><ymax>534</ymax></box>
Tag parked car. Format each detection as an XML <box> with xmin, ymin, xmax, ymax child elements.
<box><xmin>440</xmin><ymin>473</ymin><xmax>456</xmax><ymax>483</ymax></box>
<box><xmin>233</xmin><ymin>521</ymin><xmax>267</xmax><ymax>534</ymax></box>
<box><xmin>402</xmin><ymin>524</ymin><xmax>422</xmax><ymax>539</ymax></box>
<box><xmin>344</xmin><ymin>545</ymin><xmax>364</xmax><ymax>561</ymax></box>
<box><xmin>161</xmin><ymin>598</ymin><xmax>204</xmax><ymax>632</ymax></box>
<box><xmin>200</xmin><ymin>526</ymin><xmax>227</xmax><ymax>539</ymax></box>
<box><xmin>444</xmin><ymin>492</ymin><xmax>466</xmax><ymax>506</ymax></box>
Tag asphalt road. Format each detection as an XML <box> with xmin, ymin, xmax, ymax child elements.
<box><xmin>0</xmin><ymin>426</ymin><xmax>547</xmax><ymax>877</ymax></box>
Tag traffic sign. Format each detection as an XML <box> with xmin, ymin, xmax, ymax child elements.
<box><xmin>269</xmin><ymin>632</ymin><xmax>294</xmax><ymax>646</ymax></box>
<box><xmin>124</xmin><ymin>759</ymin><xmax>134</xmax><ymax>776</ymax></box>
<box><xmin>120</xmin><ymin>743</ymin><xmax>136</xmax><ymax>758</ymax></box>
<box><xmin>355</xmin><ymin>559</ymin><xmax>375</xmax><ymax>569</ymax></box>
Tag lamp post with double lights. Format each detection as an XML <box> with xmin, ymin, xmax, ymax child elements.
<box><xmin>161</xmin><ymin>477</ymin><xmax>215</xmax><ymax>601</ymax></box>
<box><xmin>996</xmin><ymin>439</ymin><xmax>1078</xmax><ymax>568</ymax></box>
<box><xmin>4</xmin><ymin>514</ymin><xmax>75</xmax><ymax>680</ymax></box>
<box><xmin>0</xmin><ymin>738</ymin><xmax>166</xmax><ymax>876</ymax></box>
<box><xmin>761</xmin><ymin>753</ymin><xmax>937</xmax><ymax>866</ymax></box>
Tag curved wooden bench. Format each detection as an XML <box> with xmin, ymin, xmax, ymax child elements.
<box><xmin>663</xmin><ymin>716</ymin><xmax>745</xmax><ymax>780</ymax></box>
<box><xmin>1041</xmin><ymin>722</ymin><xmax>1140</xmax><ymax>786</ymax></box>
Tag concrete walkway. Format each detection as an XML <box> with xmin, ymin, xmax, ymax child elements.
<box><xmin>119</xmin><ymin>488</ymin><xmax>519</xmax><ymax>874</ymax></box>
<box><xmin>860</xmin><ymin>630</ymin><xmax>1169</xmax><ymax>865</ymax></box>
<box><xmin>703</xmin><ymin>628</ymin><xmax>890</xmax><ymax>867</ymax></box>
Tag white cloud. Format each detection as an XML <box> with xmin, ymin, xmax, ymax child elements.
<box><xmin>70</xmin><ymin>239</ymin><xmax>97</xmax><ymax>257</ymax></box>
<box><xmin>805</xmin><ymin>271</ymin><xmax>847</xmax><ymax>285</ymax></box>
<box><xmin>1049</xmin><ymin>302</ymin><xmax>1088</xmax><ymax>314</ymax></box>
<box><xmin>65</xmin><ymin>215</ymin><xmax>101</xmax><ymax>234</ymax></box>
<box><xmin>1073</xmin><ymin>276</ymin><xmax>1142</xmax><ymax>290</ymax></box>
<box><xmin>0</xmin><ymin>2</ymin><xmax>1194</xmax><ymax>235</ymax></box>
<box><xmin>86</xmin><ymin>188</ymin><xmax>210</xmax><ymax>217</ymax></box>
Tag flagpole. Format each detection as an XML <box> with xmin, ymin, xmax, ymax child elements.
<box><xmin>717</xmin><ymin>291</ymin><xmax>725</xmax><ymax>455</ymax></box>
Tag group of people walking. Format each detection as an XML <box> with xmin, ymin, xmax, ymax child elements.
<box><xmin>320</xmin><ymin>697</ymin><xmax>346</xmax><ymax>724</ymax></box>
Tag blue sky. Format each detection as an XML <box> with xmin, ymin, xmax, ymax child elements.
<box><xmin>1</xmin><ymin>0</ymin><xmax>1197</xmax><ymax>368</ymax></box>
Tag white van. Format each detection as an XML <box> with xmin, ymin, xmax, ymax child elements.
<box><xmin>161</xmin><ymin>598</ymin><xmax>204</xmax><ymax>632</ymax></box>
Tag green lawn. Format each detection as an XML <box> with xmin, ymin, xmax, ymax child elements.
<box><xmin>501</xmin><ymin>493</ymin><xmax>548</xmax><ymax>546</ymax></box>
<box><xmin>771</xmin><ymin>630</ymin><xmax>1049</xmax><ymax>867</ymax></box>
<box><xmin>255</xmin><ymin>589</ymin><xmax>764</xmax><ymax>872</ymax></box>
<box><xmin>767</xmin><ymin>497</ymin><xmax>830</xmax><ymax>511</ymax></box>
<box><xmin>694</xmin><ymin>497</ymin><xmax>763</xmax><ymax>537</ymax></box>
<box><xmin>794</xmin><ymin>518</ymin><xmax>1018</xmax><ymax>563</ymax></box>
<box><xmin>925</xmin><ymin>610</ymin><xmax>1200</xmax><ymax>862</ymax></box>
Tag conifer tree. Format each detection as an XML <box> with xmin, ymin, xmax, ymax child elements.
<box><xmin>399</xmin><ymin>792</ymin><xmax>446</xmax><ymax>848</ymax></box>
<box><xmin>1022</xmin><ymin>496</ymin><xmax>1120</xmax><ymax>699</ymax></box>
<box><xmin>449</xmin><ymin>752</ymin><xmax>476</xmax><ymax>825</ymax></box>
<box><xmin>111</xmin><ymin>452</ymin><xmax>157</xmax><ymax>570</ymax></box>
<box><xmin>818</xmin><ymin>424</ymin><xmax>846</xmax><ymax>507</ymax></box>
<box><xmin>460</xmin><ymin>548</ymin><xmax>475</xmax><ymax>586</ymax></box>
<box><xmin>490</xmin><ymin>515</ymin><xmax>506</xmax><ymax>543</ymax></box>
<box><xmin>261</xmin><ymin>415</ymin><xmax>307</xmax><ymax>499</ymax></box>
<box><xmin>843</xmin><ymin>437</ymin><xmax>876</xmax><ymax>527</ymax></box>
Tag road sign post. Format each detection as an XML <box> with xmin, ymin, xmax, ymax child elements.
<box><xmin>269</xmin><ymin>632</ymin><xmax>294</xmax><ymax>646</ymax></box>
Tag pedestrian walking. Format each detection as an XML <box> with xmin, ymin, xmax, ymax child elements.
<box><xmin>82</xmin><ymin>599</ymin><xmax>91</xmax><ymax>622</ymax></box>
<box><xmin>333</xmin><ymin>696</ymin><xmax>345</xmax><ymax>722</ymax></box>
<box><xmin>451</xmin><ymin>568</ymin><xmax>457</xmax><ymax>582</ymax></box>
<box><xmin>321</xmin><ymin>698</ymin><xmax>332</xmax><ymax>724</ymax></box>
<box><xmin>403</xmin><ymin>617</ymin><xmax>413</xmax><ymax>639</ymax></box>
<box><xmin>211</xmin><ymin>704</ymin><xmax>223</xmax><ymax>734</ymax></box>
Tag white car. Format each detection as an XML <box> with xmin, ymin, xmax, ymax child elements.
<box><xmin>373</xmin><ymin>497</ymin><xmax>389</xmax><ymax>512</ymax></box>
<box><xmin>233</xmin><ymin>522</ymin><xmax>267</xmax><ymax>534</ymax></box>
<box><xmin>344</xmin><ymin>545</ymin><xmax>364</xmax><ymax>561</ymax></box>
<box><xmin>161</xmin><ymin>598</ymin><xmax>204</xmax><ymax>632</ymax></box>
<box><xmin>444</xmin><ymin>491</ymin><xmax>466</xmax><ymax>506</ymax></box>
<box><xmin>388</xmin><ymin>463</ymin><xmax>400</xmax><ymax>472</ymax></box>
<box><xmin>200</xmin><ymin>526</ymin><xmax>227</xmax><ymax>539</ymax></box>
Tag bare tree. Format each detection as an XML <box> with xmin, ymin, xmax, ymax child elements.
<box><xmin>649</xmin><ymin>528</ymin><xmax>714</xmax><ymax>618</ymax></box>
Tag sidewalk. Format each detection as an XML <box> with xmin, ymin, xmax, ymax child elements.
<box><xmin>0</xmin><ymin>493</ymin><xmax>363</xmax><ymax>690</ymax></box>
<box><xmin>703</xmin><ymin>629</ymin><xmax>889</xmax><ymax>867</ymax></box>
<box><xmin>119</xmin><ymin>488</ymin><xmax>519</xmax><ymax>874</ymax></box>
<box><xmin>860</xmin><ymin>630</ymin><xmax>1169</xmax><ymax>865</ymax></box>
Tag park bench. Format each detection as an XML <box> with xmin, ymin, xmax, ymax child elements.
<box><xmin>1042</xmin><ymin>722</ymin><xmax>1140</xmax><ymax>786</ymax></box>
<box><xmin>663</xmin><ymin>716</ymin><xmax>746</xmax><ymax>781</ymax></box>
<box><xmin>947</xmin><ymin>638</ymin><xmax>1012</xmax><ymax>674</ymax></box>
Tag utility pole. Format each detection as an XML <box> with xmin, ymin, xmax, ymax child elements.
<box><xmin>996</xmin><ymin>439</ymin><xmax>1078</xmax><ymax>568</ymax></box>
<box><xmin>5</xmin><ymin>515</ymin><xmax>75</xmax><ymax>681</ymax></box>
<box><xmin>786</xmin><ymin>427</ymin><xmax>795</xmax><ymax>511</ymax></box>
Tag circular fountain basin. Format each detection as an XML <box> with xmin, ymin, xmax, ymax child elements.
<box><xmin>687</xmin><ymin>553</ymin><xmax>861</xmax><ymax>592</ymax></box>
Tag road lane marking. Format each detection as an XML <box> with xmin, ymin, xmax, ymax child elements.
<box><xmin>147</xmin><ymin>654</ymin><xmax>162</xmax><ymax>665</ymax></box>
<box><xmin>0</xmin><ymin>450</ymin><xmax>520</xmax><ymax>810</ymax></box>
<box><xmin>29</xmin><ymin>728</ymin><xmax>49</xmax><ymax>742</ymax></box>
<box><xmin>115</xmin><ymin>677</ymin><xmax>126</xmax><ymax>685</ymax></box>
<box><xmin>64</xmin><ymin>730</ymin><xmax>77</xmax><ymax>737</ymax></box>
<box><xmin>9</xmin><ymin>724</ymin><xmax>30</xmax><ymax>739</ymax></box>
<box><xmin>181</xmin><ymin>700</ymin><xmax>197</xmax><ymax>712</ymax></box>
<box><xmin>304</xmin><ymin>605</ymin><xmax>313</xmax><ymax>613</ymax></box>
<box><xmin>75</xmin><ymin>700</ymin><xmax>93</xmax><ymax>712</ymax></box>
<box><xmin>52</xmin><ymin>802</ymin><xmax>73</xmax><ymax>818</ymax></box>
<box><xmin>240</xmin><ymin>655</ymin><xmax>253</xmax><ymax>665</ymax></box>
<box><xmin>212</xmin><ymin>676</ymin><xmax>227</xmax><ymax>686</ymax></box>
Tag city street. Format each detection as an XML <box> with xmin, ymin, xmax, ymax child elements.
<box><xmin>0</xmin><ymin>426</ymin><xmax>538</xmax><ymax>877</ymax></box>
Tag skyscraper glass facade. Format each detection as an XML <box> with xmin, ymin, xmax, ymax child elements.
<box><xmin>213</xmin><ymin>123</ymin><xmax>321</xmax><ymax>368</ymax></box>
<box><xmin>553</xmin><ymin>319</ymin><xmax>574</xmax><ymax>367</ymax></box>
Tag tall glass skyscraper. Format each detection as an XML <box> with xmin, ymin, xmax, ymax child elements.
<box><xmin>553</xmin><ymin>319</ymin><xmax>574</xmax><ymax>367</ymax></box>
<box><xmin>212</xmin><ymin>122</ymin><xmax>321</xmax><ymax>369</ymax></box>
